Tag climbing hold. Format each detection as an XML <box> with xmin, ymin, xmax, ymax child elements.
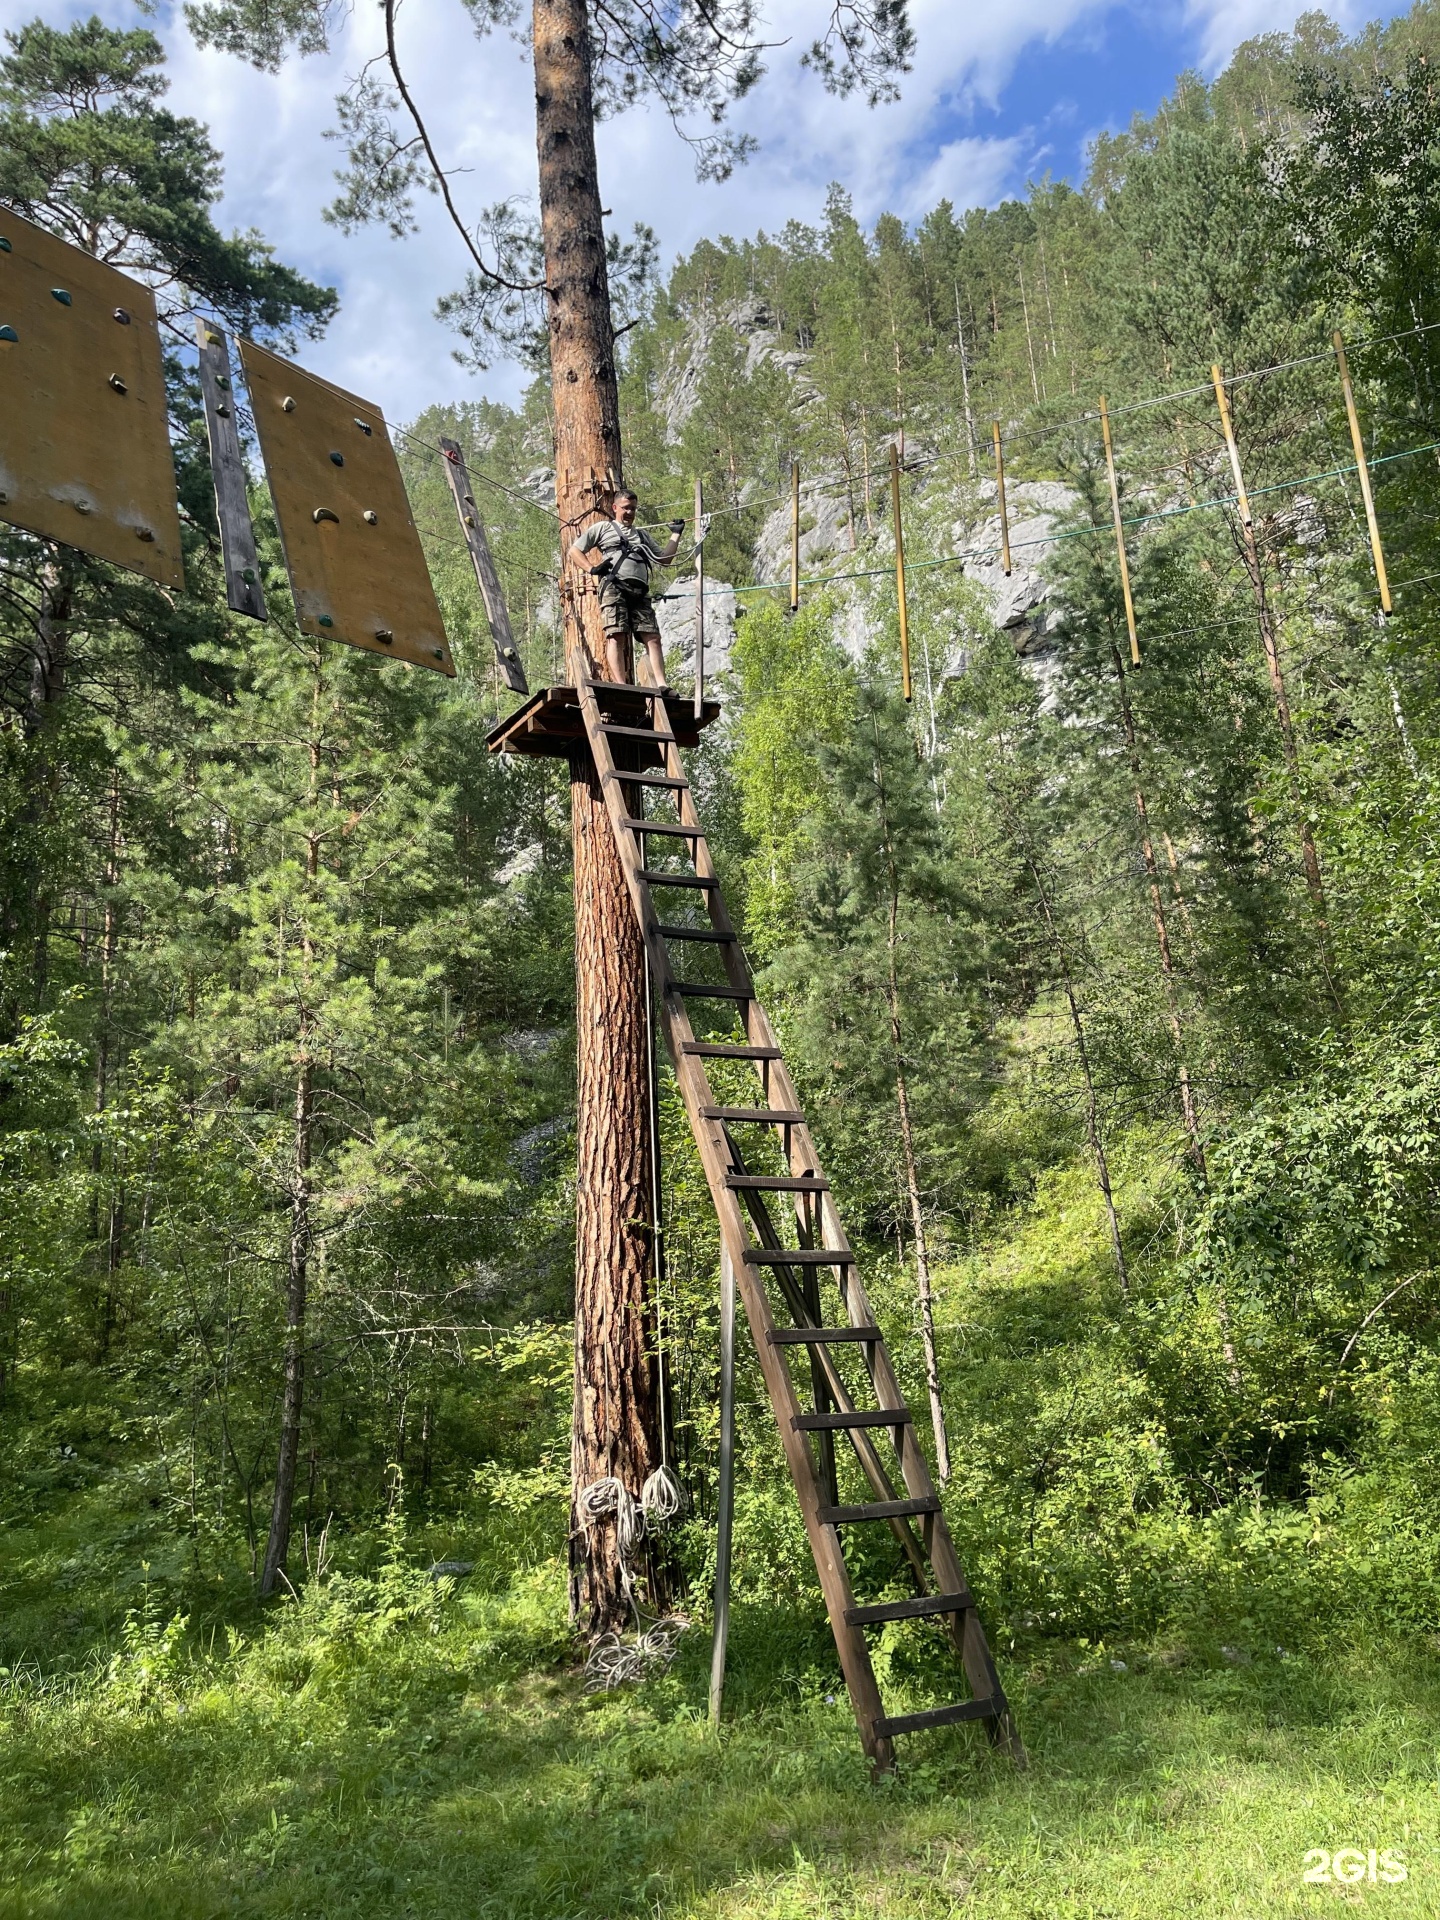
<box><xmin>108</xmin><ymin>374</ymin><xmax>127</xmax><ymax>394</ymax></box>
<box><xmin>112</xmin><ymin>308</ymin><xmax>130</xmax><ymax>324</ymax></box>
<box><xmin>318</xmin><ymin>615</ymin><xmax>334</xmax><ymax>627</ymax></box>
<box><xmin>282</xmin><ymin>396</ymin><xmax>296</xmax><ymax>412</ymax></box>
<box><xmin>135</xmin><ymin>526</ymin><xmax>155</xmax><ymax>543</ymax></box>
<box><xmin>312</xmin><ymin>507</ymin><xmax>339</xmax><ymax>524</ymax></box>
<box><xmin>51</xmin><ymin>288</ymin><xmax>72</xmax><ymax>306</ymax></box>
<box><xmin>0</xmin><ymin>237</ymin><xmax>11</xmax><ymax>252</ymax></box>
<box><xmin>375</xmin><ymin>628</ymin><xmax>394</xmax><ymax>644</ymax></box>
<box><xmin>0</xmin><ymin>326</ymin><xmax>17</xmax><ymax>347</ymax></box>
<box><xmin>353</xmin><ymin>418</ymin><xmax>372</xmax><ymax>435</ymax></box>
<box><xmin>329</xmin><ymin>451</ymin><xmax>344</xmax><ymax>466</ymax></box>
<box><xmin>362</xmin><ymin>510</ymin><xmax>378</xmax><ymax>525</ymax></box>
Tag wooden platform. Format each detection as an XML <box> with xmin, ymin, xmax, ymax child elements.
<box><xmin>485</xmin><ymin>684</ymin><xmax>721</xmax><ymax>764</ymax></box>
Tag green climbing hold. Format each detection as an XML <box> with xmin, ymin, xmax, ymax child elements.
<box><xmin>51</xmin><ymin>288</ymin><xmax>72</xmax><ymax>306</ymax></box>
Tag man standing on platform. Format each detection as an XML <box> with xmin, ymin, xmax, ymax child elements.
<box><xmin>573</xmin><ymin>490</ymin><xmax>684</xmax><ymax>688</ymax></box>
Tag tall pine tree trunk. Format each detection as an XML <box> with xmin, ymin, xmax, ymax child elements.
<box><xmin>534</xmin><ymin>0</ymin><xmax>664</xmax><ymax>1636</ymax></box>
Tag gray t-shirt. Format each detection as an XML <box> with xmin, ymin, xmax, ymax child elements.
<box><xmin>574</xmin><ymin>518</ymin><xmax>665</xmax><ymax>587</ymax></box>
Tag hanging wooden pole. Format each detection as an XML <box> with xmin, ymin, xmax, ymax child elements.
<box><xmin>1211</xmin><ymin>361</ymin><xmax>1344</xmax><ymax>1020</ymax></box>
<box><xmin>1333</xmin><ymin>332</ymin><xmax>1392</xmax><ymax>615</ymax></box>
<box><xmin>1098</xmin><ymin>396</ymin><xmax>1140</xmax><ymax>666</ymax></box>
<box><xmin>888</xmin><ymin>442</ymin><xmax>913</xmax><ymax>703</ymax></box>
<box><xmin>439</xmin><ymin>438</ymin><xmax>529</xmax><ymax>694</ymax></box>
<box><xmin>789</xmin><ymin>456</ymin><xmax>801</xmax><ymax>612</ymax></box>
<box><xmin>693</xmin><ymin>474</ymin><xmax>706</xmax><ymax>720</ymax></box>
<box><xmin>992</xmin><ymin>422</ymin><xmax>1012</xmax><ymax>577</ymax></box>
<box><xmin>708</xmin><ymin>1243</ymin><xmax>736</xmax><ymax>1726</ymax></box>
<box><xmin>1211</xmin><ymin>364</ymin><xmax>1253</xmax><ymax>529</ymax></box>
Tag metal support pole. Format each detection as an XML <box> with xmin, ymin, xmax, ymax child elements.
<box><xmin>992</xmin><ymin>421</ymin><xmax>1012</xmax><ymax>576</ymax></box>
<box><xmin>1098</xmin><ymin>396</ymin><xmax>1140</xmax><ymax>665</ymax></box>
<box><xmin>789</xmin><ymin>457</ymin><xmax>801</xmax><ymax>613</ymax></box>
<box><xmin>693</xmin><ymin>474</ymin><xmax>706</xmax><ymax>719</ymax></box>
<box><xmin>708</xmin><ymin>1243</ymin><xmax>736</xmax><ymax>1727</ymax></box>
<box><xmin>889</xmin><ymin>442</ymin><xmax>912</xmax><ymax>702</ymax></box>
<box><xmin>1333</xmin><ymin>331</ymin><xmax>1392</xmax><ymax>615</ymax></box>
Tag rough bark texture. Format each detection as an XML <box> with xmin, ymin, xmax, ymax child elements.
<box><xmin>568</xmin><ymin>750</ymin><xmax>665</xmax><ymax>1633</ymax></box>
<box><xmin>534</xmin><ymin>0</ymin><xmax>665</xmax><ymax>1636</ymax></box>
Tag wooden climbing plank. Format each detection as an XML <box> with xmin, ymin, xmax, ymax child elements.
<box><xmin>769</xmin><ymin>1325</ymin><xmax>880</xmax><ymax>1344</ymax></box>
<box><xmin>819</xmin><ymin>1497</ymin><xmax>939</xmax><ymax>1524</ymax></box>
<box><xmin>846</xmin><ymin>1592</ymin><xmax>971</xmax><ymax>1626</ymax></box>
<box><xmin>701</xmin><ymin>1106</ymin><xmax>804</xmax><ymax>1124</ymax></box>
<box><xmin>745</xmin><ymin>1248</ymin><xmax>856</xmax><ymax>1267</ymax></box>
<box><xmin>875</xmin><ymin>1699</ymin><xmax>996</xmax><ymax>1738</ymax></box>
<box><xmin>796</xmin><ymin>1409</ymin><xmax>912</xmax><ymax>1431</ymax></box>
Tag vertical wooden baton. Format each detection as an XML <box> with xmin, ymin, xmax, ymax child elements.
<box><xmin>1211</xmin><ymin>364</ymin><xmax>1252</xmax><ymax>528</ymax></box>
<box><xmin>1333</xmin><ymin>332</ymin><xmax>1392</xmax><ymax>615</ymax></box>
<box><xmin>789</xmin><ymin>457</ymin><xmax>801</xmax><ymax>613</ymax></box>
<box><xmin>693</xmin><ymin>474</ymin><xmax>705</xmax><ymax>720</ymax></box>
<box><xmin>439</xmin><ymin>437</ymin><xmax>529</xmax><ymax>694</ymax></box>
<box><xmin>1099</xmin><ymin>396</ymin><xmax>1140</xmax><ymax>665</ymax></box>
<box><xmin>992</xmin><ymin>421</ymin><xmax>1012</xmax><ymax>577</ymax></box>
<box><xmin>196</xmin><ymin>319</ymin><xmax>266</xmax><ymax>621</ymax></box>
<box><xmin>889</xmin><ymin>442</ymin><xmax>912</xmax><ymax>702</ymax></box>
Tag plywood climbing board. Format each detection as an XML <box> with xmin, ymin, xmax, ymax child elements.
<box><xmin>494</xmin><ymin>672</ymin><xmax>1023</xmax><ymax>1774</ymax></box>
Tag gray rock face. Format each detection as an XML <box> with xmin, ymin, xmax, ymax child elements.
<box><xmin>754</xmin><ymin>470</ymin><xmax>860</xmax><ymax>587</ymax></box>
<box><xmin>656</xmin><ymin>573</ymin><xmax>739</xmax><ymax>683</ymax></box>
<box><xmin>656</xmin><ymin>297</ymin><xmax>812</xmax><ymax>441</ymax></box>
<box><xmin>954</xmin><ymin>479</ymin><xmax>1074</xmax><ymax>644</ymax></box>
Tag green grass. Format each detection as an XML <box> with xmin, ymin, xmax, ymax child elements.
<box><xmin>3</xmin><ymin>1549</ymin><xmax>1439</xmax><ymax>1919</ymax></box>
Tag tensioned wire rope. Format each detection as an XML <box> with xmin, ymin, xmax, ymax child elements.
<box><xmin>389</xmin><ymin>322</ymin><xmax>1440</xmax><ymax>644</ymax></box>
<box><xmin>388</xmin><ymin>310</ymin><xmax>1440</xmax><ymax>531</ymax></box>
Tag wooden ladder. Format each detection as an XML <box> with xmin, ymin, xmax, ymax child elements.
<box><xmin>576</xmin><ymin>671</ymin><xmax>1023</xmax><ymax>1773</ymax></box>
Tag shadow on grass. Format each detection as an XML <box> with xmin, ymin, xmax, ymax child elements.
<box><xmin>3</xmin><ymin>1582</ymin><xmax>1439</xmax><ymax>1920</ymax></box>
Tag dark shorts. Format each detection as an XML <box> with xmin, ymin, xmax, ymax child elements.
<box><xmin>599</xmin><ymin>575</ymin><xmax>660</xmax><ymax>638</ymax></box>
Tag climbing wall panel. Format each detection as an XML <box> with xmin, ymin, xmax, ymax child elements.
<box><xmin>0</xmin><ymin>207</ymin><xmax>183</xmax><ymax>588</ymax></box>
<box><xmin>239</xmin><ymin>340</ymin><xmax>453</xmax><ymax>676</ymax></box>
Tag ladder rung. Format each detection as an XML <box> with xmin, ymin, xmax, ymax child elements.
<box><xmin>657</xmin><ymin>923</ymin><xmax>734</xmax><ymax>943</ymax></box>
<box><xmin>640</xmin><ymin>871</ymin><xmax>716</xmax><ymax>889</ymax></box>
<box><xmin>746</xmin><ymin>1247</ymin><xmax>855</xmax><ymax>1267</ymax></box>
<box><xmin>819</xmin><ymin>1496</ymin><xmax>939</xmax><ymax>1524</ymax></box>
<box><xmin>795</xmin><ymin>1408</ymin><xmax>912</xmax><ymax>1431</ymax></box>
<box><xmin>701</xmin><ymin>1105</ymin><xmax>804</xmax><ymax>1124</ymax></box>
<box><xmin>672</xmin><ymin>981</ymin><xmax>751</xmax><ymax>1000</ymax></box>
<box><xmin>604</xmin><ymin>770</ymin><xmax>688</xmax><ymax>789</ymax></box>
<box><xmin>726</xmin><ymin>1173</ymin><xmax>829</xmax><ymax>1190</ymax></box>
<box><xmin>845</xmin><ymin>1591</ymin><xmax>972</xmax><ymax>1627</ymax></box>
<box><xmin>595</xmin><ymin>723</ymin><xmax>677</xmax><ymax>743</ymax></box>
<box><xmin>874</xmin><ymin>1699</ymin><xmax>998</xmax><ymax>1738</ymax></box>
<box><xmin>584</xmin><ymin>677</ymin><xmax>665</xmax><ymax>693</ymax></box>
<box><xmin>769</xmin><ymin>1325</ymin><xmax>880</xmax><ymax>1344</ymax></box>
<box><xmin>685</xmin><ymin>1043</ymin><xmax>780</xmax><ymax>1059</ymax></box>
<box><xmin>621</xmin><ymin>816</ymin><xmax>703</xmax><ymax>838</ymax></box>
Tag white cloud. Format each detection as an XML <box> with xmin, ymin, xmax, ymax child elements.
<box><xmin>0</xmin><ymin>0</ymin><xmax>1406</xmax><ymax>423</ymax></box>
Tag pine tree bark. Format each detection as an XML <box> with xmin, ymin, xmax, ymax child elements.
<box><xmin>534</xmin><ymin>0</ymin><xmax>665</xmax><ymax>1636</ymax></box>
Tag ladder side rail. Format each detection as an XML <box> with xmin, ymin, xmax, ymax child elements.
<box><xmin>577</xmin><ymin>685</ymin><xmax>894</xmax><ymax>1766</ymax></box>
<box><xmin>586</xmin><ymin>681</ymin><xmax>1018</xmax><ymax>1763</ymax></box>
<box><xmin>728</xmin><ymin>1155</ymin><xmax>936</xmax><ymax>1593</ymax></box>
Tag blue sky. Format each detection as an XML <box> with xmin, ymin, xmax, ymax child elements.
<box><xmin>0</xmin><ymin>0</ymin><xmax>1411</xmax><ymax>419</ymax></box>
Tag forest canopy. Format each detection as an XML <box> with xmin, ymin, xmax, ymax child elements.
<box><xmin>7</xmin><ymin>3</ymin><xmax>1440</xmax><ymax>1909</ymax></box>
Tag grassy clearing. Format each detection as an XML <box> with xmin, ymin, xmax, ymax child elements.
<box><xmin>2</xmin><ymin>1549</ymin><xmax>1438</xmax><ymax>1920</ymax></box>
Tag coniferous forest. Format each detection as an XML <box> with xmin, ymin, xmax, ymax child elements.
<box><xmin>8</xmin><ymin>3</ymin><xmax>1440</xmax><ymax>1912</ymax></box>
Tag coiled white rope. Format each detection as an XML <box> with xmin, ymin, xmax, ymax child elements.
<box><xmin>584</xmin><ymin>1615</ymin><xmax>689</xmax><ymax>1691</ymax></box>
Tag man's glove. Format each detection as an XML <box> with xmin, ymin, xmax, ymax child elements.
<box><xmin>667</xmin><ymin>518</ymin><xmax>685</xmax><ymax>534</ymax></box>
